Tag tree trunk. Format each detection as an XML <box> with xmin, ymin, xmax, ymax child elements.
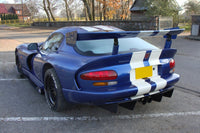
<box><xmin>63</xmin><ymin>0</ymin><xmax>70</xmax><ymax>21</ymax></box>
<box><xmin>43</xmin><ymin>0</ymin><xmax>50</xmax><ymax>22</ymax></box>
<box><xmin>98</xmin><ymin>1</ymin><xmax>102</xmax><ymax>21</ymax></box>
<box><xmin>82</xmin><ymin>0</ymin><xmax>92</xmax><ymax>21</ymax></box>
<box><xmin>69</xmin><ymin>8</ymin><xmax>73</xmax><ymax>21</ymax></box>
<box><xmin>46</xmin><ymin>0</ymin><xmax>56</xmax><ymax>21</ymax></box>
<box><xmin>63</xmin><ymin>0</ymin><xmax>73</xmax><ymax>21</ymax></box>
<box><xmin>92</xmin><ymin>0</ymin><xmax>95</xmax><ymax>21</ymax></box>
<box><xmin>103</xmin><ymin>0</ymin><xmax>106</xmax><ymax>21</ymax></box>
<box><xmin>84</xmin><ymin>7</ymin><xmax>88</xmax><ymax>21</ymax></box>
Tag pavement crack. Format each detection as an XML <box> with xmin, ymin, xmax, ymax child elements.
<box><xmin>175</xmin><ymin>85</ymin><xmax>200</xmax><ymax>97</ymax></box>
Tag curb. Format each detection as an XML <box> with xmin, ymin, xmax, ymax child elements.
<box><xmin>185</xmin><ymin>36</ymin><xmax>200</xmax><ymax>41</ymax></box>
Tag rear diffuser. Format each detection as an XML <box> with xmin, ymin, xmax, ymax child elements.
<box><xmin>119</xmin><ymin>101</ymin><xmax>136</xmax><ymax>110</ymax></box>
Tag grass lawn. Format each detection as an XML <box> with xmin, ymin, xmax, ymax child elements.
<box><xmin>179</xmin><ymin>23</ymin><xmax>191</xmax><ymax>32</ymax></box>
<box><xmin>6</xmin><ymin>23</ymin><xmax>31</xmax><ymax>28</ymax></box>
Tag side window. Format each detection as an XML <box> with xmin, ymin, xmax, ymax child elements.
<box><xmin>40</xmin><ymin>33</ymin><xmax>64</xmax><ymax>52</ymax></box>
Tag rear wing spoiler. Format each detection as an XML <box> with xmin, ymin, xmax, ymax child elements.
<box><xmin>66</xmin><ymin>27</ymin><xmax>184</xmax><ymax>54</ymax></box>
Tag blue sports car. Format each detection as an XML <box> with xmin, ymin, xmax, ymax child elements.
<box><xmin>15</xmin><ymin>25</ymin><xmax>184</xmax><ymax>112</ymax></box>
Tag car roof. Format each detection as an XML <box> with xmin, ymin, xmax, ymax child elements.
<box><xmin>54</xmin><ymin>25</ymin><xmax>124</xmax><ymax>34</ymax></box>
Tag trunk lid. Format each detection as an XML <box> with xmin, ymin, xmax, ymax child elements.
<box><xmin>76</xmin><ymin>49</ymin><xmax>177</xmax><ymax>93</ymax></box>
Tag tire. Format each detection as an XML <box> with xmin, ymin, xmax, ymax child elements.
<box><xmin>44</xmin><ymin>68</ymin><xmax>69</xmax><ymax>111</ymax></box>
<box><xmin>16</xmin><ymin>55</ymin><xmax>24</xmax><ymax>78</ymax></box>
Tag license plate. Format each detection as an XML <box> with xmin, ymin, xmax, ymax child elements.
<box><xmin>135</xmin><ymin>66</ymin><xmax>153</xmax><ymax>79</ymax></box>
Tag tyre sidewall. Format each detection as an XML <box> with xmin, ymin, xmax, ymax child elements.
<box><xmin>16</xmin><ymin>55</ymin><xmax>23</xmax><ymax>74</ymax></box>
<box><xmin>44</xmin><ymin>68</ymin><xmax>67</xmax><ymax>111</ymax></box>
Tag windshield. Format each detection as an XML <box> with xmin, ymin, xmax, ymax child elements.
<box><xmin>75</xmin><ymin>37</ymin><xmax>158</xmax><ymax>56</ymax></box>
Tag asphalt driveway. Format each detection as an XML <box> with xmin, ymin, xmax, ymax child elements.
<box><xmin>0</xmin><ymin>26</ymin><xmax>199</xmax><ymax>133</ymax></box>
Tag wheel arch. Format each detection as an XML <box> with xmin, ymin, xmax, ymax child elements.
<box><xmin>42</xmin><ymin>63</ymin><xmax>54</xmax><ymax>82</ymax></box>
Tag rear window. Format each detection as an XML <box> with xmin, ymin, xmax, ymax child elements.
<box><xmin>75</xmin><ymin>37</ymin><xmax>158</xmax><ymax>56</ymax></box>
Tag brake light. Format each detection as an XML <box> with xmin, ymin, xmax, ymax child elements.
<box><xmin>80</xmin><ymin>70</ymin><xmax>117</xmax><ymax>80</ymax></box>
<box><xmin>169</xmin><ymin>59</ymin><xmax>175</xmax><ymax>69</ymax></box>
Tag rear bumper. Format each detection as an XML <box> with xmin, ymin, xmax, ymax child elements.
<box><xmin>62</xmin><ymin>73</ymin><xmax>179</xmax><ymax>105</ymax></box>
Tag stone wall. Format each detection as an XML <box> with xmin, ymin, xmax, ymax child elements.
<box><xmin>32</xmin><ymin>18</ymin><xmax>158</xmax><ymax>31</ymax></box>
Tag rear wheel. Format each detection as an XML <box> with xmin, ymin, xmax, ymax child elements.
<box><xmin>44</xmin><ymin>68</ymin><xmax>69</xmax><ymax>111</ymax></box>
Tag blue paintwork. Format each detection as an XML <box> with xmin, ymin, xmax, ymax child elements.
<box><xmin>15</xmin><ymin>26</ymin><xmax>182</xmax><ymax>106</ymax></box>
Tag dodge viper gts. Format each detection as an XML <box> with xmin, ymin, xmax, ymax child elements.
<box><xmin>15</xmin><ymin>25</ymin><xmax>184</xmax><ymax>112</ymax></box>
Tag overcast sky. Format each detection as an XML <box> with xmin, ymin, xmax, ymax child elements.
<box><xmin>0</xmin><ymin>0</ymin><xmax>189</xmax><ymax>6</ymax></box>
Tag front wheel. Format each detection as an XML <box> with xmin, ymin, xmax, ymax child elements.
<box><xmin>44</xmin><ymin>68</ymin><xmax>69</xmax><ymax>111</ymax></box>
<box><xmin>15</xmin><ymin>55</ymin><xmax>24</xmax><ymax>78</ymax></box>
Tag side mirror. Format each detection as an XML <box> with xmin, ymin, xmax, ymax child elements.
<box><xmin>28</xmin><ymin>43</ymin><xmax>38</xmax><ymax>50</ymax></box>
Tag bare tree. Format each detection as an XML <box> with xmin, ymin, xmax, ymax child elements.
<box><xmin>25</xmin><ymin>0</ymin><xmax>39</xmax><ymax>19</ymax></box>
<box><xmin>43</xmin><ymin>0</ymin><xmax>51</xmax><ymax>22</ymax></box>
<box><xmin>63</xmin><ymin>0</ymin><xmax>73</xmax><ymax>21</ymax></box>
<box><xmin>46</xmin><ymin>0</ymin><xmax>56</xmax><ymax>21</ymax></box>
<box><xmin>103</xmin><ymin>0</ymin><xmax>106</xmax><ymax>21</ymax></box>
<box><xmin>82</xmin><ymin>0</ymin><xmax>92</xmax><ymax>21</ymax></box>
<box><xmin>92</xmin><ymin>0</ymin><xmax>95</xmax><ymax>21</ymax></box>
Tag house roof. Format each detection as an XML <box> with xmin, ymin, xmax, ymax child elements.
<box><xmin>130</xmin><ymin>0</ymin><xmax>147</xmax><ymax>11</ymax></box>
<box><xmin>4</xmin><ymin>4</ymin><xmax>31</xmax><ymax>16</ymax></box>
<box><xmin>0</xmin><ymin>3</ymin><xmax>8</xmax><ymax>14</ymax></box>
<box><xmin>0</xmin><ymin>3</ymin><xmax>31</xmax><ymax>16</ymax></box>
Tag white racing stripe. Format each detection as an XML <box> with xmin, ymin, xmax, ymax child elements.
<box><xmin>153</xmin><ymin>31</ymin><xmax>169</xmax><ymax>36</ymax></box>
<box><xmin>150</xmin><ymin>76</ymin><xmax>167</xmax><ymax>91</ymax></box>
<box><xmin>148</xmin><ymin>49</ymin><xmax>167</xmax><ymax>91</ymax></box>
<box><xmin>137</xmin><ymin>31</ymin><xmax>155</xmax><ymax>37</ymax></box>
<box><xmin>136</xmin><ymin>30</ymin><xmax>170</xmax><ymax>37</ymax></box>
<box><xmin>130</xmin><ymin>51</ymin><xmax>146</xmax><ymax>69</ymax></box>
<box><xmin>129</xmin><ymin>49</ymin><xmax>168</xmax><ymax>95</ymax></box>
<box><xmin>0</xmin><ymin>111</ymin><xmax>200</xmax><ymax>122</ymax></box>
<box><xmin>131</xmin><ymin>79</ymin><xmax>152</xmax><ymax>96</ymax></box>
<box><xmin>148</xmin><ymin>50</ymin><xmax>162</xmax><ymax>66</ymax></box>
<box><xmin>94</xmin><ymin>25</ymin><xmax>115</xmax><ymax>31</ymax></box>
<box><xmin>130</xmin><ymin>51</ymin><xmax>151</xmax><ymax>96</ymax></box>
<box><xmin>80</xmin><ymin>27</ymin><xmax>99</xmax><ymax>32</ymax></box>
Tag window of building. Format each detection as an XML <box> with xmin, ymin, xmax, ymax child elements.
<box><xmin>16</xmin><ymin>11</ymin><xmax>20</xmax><ymax>14</ymax></box>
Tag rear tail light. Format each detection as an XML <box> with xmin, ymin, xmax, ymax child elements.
<box><xmin>80</xmin><ymin>70</ymin><xmax>117</xmax><ymax>80</ymax></box>
<box><xmin>169</xmin><ymin>59</ymin><xmax>175</xmax><ymax>73</ymax></box>
<box><xmin>169</xmin><ymin>59</ymin><xmax>175</xmax><ymax>69</ymax></box>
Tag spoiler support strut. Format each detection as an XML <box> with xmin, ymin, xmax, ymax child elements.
<box><xmin>164</xmin><ymin>34</ymin><xmax>172</xmax><ymax>49</ymax></box>
<box><xmin>112</xmin><ymin>38</ymin><xmax>119</xmax><ymax>55</ymax></box>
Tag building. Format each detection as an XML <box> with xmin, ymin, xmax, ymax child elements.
<box><xmin>130</xmin><ymin>0</ymin><xmax>147</xmax><ymax>17</ymax></box>
<box><xmin>0</xmin><ymin>4</ymin><xmax>8</xmax><ymax>14</ymax></box>
<box><xmin>0</xmin><ymin>3</ymin><xmax>31</xmax><ymax>21</ymax></box>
